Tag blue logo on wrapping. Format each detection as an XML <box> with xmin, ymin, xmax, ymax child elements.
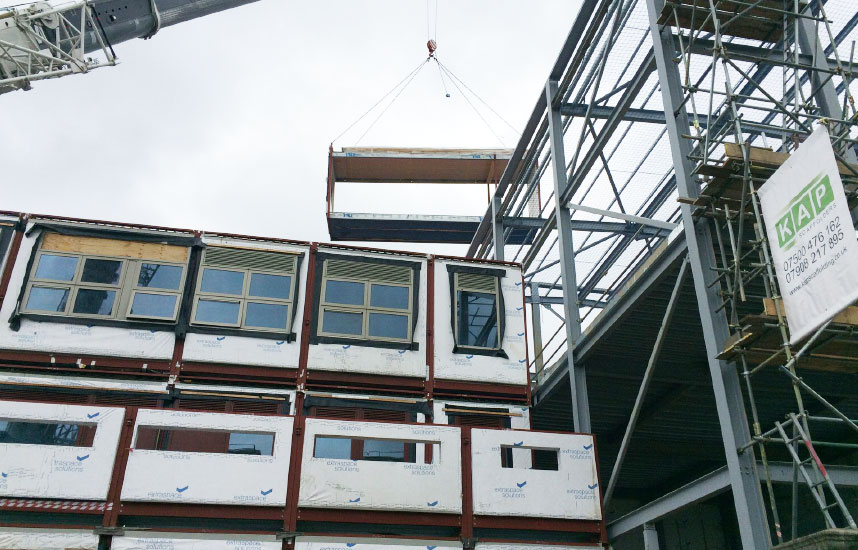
<box><xmin>516</xmin><ymin>481</ymin><xmax>527</xmax><ymax>488</ymax></box>
<box><xmin>216</xmin><ymin>336</ymin><xmax>226</xmax><ymax>341</ymax></box>
<box><xmin>87</xmin><ymin>412</ymin><xmax>100</xmax><ymax>419</ymax></box>
<box><xmin>583</xmin><ymin>444</ymin><xmax>593</xmax><ymax>450</ymax></box>
<box><xmin>588</xmin><ymin>483</ymin><xmax>599</xmax><ymax>490</ymax></box>
<box><xmin>261</xmin><ymin>488</ymin><xmax>273</xmax><ymax>496</ymax></box>
<box><xmin>176</xmin><ymin>485</ymin><xmax>189</xmax><ymax>493</ymax></box>
<box><xmin>76</xmin><ymin>454</ymin><xmax>89</xmax><ymax>462</ymax></box>
<box><xmin>348</xmin><ymin>497</ymin><xmax>361</xmax><ymax>503</ymax></box>
<box><xmin>427</xmin><ymin>500</ymin><xmax>439</xmax><ymax>507</ymax></box>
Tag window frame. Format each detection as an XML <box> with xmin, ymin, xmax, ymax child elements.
<box><xmin>452</xmin><ymin>271</ymin><xmax>502</xmax><ymax>352</ymax></box>
<box><xmin>317</xmin><ymin>261</ymin><xmax>414</xmax><ymax>343</ymax></box>
<box><xmin>190</xmin><ymin>247</ymin><xmax>299</xmax><ymax>334</ymax></box>
<box><xmin>316</xmin><ymin>276</ymin><xmax>414</xmax><ymax>343</ymax></box>
<box><xmin>21</xmin><ymin>250</ymin><xmax>188</xmax><ymax>322</ymax></box>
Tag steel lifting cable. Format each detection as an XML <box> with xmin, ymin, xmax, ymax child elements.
<box><xmin>354</xmin><ymin>58</ymin><xmax>429</xmax><ymax>145</ymax></box>
<box><xmin>330</xmin><ymin>57</ymin><xmax>429</xmax><ymax>145</ymax></box>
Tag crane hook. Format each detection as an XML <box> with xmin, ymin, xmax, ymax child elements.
<box><xmin>427</xmin><ymin>39</ymin><xmax>437</xmax><ymax>57</ymax></box>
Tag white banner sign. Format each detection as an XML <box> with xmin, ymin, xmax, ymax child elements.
<box><xmin>757</xmin><ymin>125</ymin><xmax>858</xmax><ymax>343</ymax></box>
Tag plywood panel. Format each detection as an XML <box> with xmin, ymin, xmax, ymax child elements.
<box><xmin>42</xmin><ymin>233</ymin><xmax>188</xmax><ymax>262</ymax></box>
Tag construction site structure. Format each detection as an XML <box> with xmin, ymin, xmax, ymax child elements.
<box><xmin>0</xmin><ymin>211</ymin><xmax>605</xmax><ymax>549</ymax></box>
<box><xmin>448</xmin><ymin>0</ymin><xmax>858</xmax><ymax>548</ymax></box>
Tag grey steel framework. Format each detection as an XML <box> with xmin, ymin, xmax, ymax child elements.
<box><xmin>467</xmin><ymin>0</ymin><xmax>858</xmax><ymax>547</ymax></box>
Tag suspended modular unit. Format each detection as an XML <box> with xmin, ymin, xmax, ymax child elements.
<box><xmin>0</xmin><ymin>211</ymin><xmax>605</xmax><ymax>548</ymax></box>
<box><xmin>326</xmin><ymin>147</ymin><xmax>539</xmax><ymax>244</ymax></box>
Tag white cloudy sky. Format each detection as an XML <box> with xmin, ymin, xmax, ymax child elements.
<box><xmin>2</xmin><ymin>0</ymin><xmax>580</xmax><ymax>254</ymax></box>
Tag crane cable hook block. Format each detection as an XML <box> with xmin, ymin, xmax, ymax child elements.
<box><xmin>427</xmin><ymin>39</ymin><xmax>437</xmax><ymax>57</ymax></box>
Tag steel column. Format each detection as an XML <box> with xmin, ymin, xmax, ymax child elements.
<box><xmin>796</xmin><ymin>9</ymin><xmax>858</xmax><ymax>164</ymax></box>
<box><xmin>545</xmin><ymin>79</ymin><xmax>590</xmax><ymax>433</ymax></box>
<box><xmin>529</xmin><ymin>282</ymin><xmax>545</xmax><ymax>377</ymax></box>
<box><xmin>643</xmin><ymin>523</ymin><xmax>660</xmax><ymax>550</ymax></box>
<box><xmin>645</xmin><ymin>0</ymin><xmax>771</xmax><ymax>547</ymax></box>
<box><xmin>492</xmin><ymin>194</ymin><xmax>505</xmax><ymax>261</ymax></box>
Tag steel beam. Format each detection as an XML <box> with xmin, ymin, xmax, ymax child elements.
<box><xmin>525</xmin><ymin>295</ymin><xmax>608</xmax><ymax>308</ymax></box>
<box><xmin>465</xmin><ymin>0</ymin><xmax>604</xmax><ymax>258</ymax></box>
<box><xmin>546</xmin><ymin>78</ymin><xmax>590</xmax><ymax>433</ymax></box>
<box><xmin>646</xmin><ymin>0</ymin><xmax>771</xmax><ymax>547</ymax></box>
<box><xmin>566</xmin><ymin>202</ymin><xmax>678</xmax><ymax>231</ymax></box>
<box><xmin>603</xmin><ymin>256</ymin><xmax>688</xmax><ymax>509</ymax></box>
<box><xmin>505</xmin><ymin>216</ymin><xmax>671</xmax><ymax>239</ymax></box>
<box><xmin>607</xmin><ymin>462</ymin><xmax>858</xmax><ymax>541</ymax></box>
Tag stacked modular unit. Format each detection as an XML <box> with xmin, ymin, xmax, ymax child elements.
<box><xmin>0</xmin><ymin>213</ymin><xmax>605</xmax><ymax>549</ymax></box>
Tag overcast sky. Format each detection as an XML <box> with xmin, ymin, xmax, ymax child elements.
<box><xmin>2</xmin><ymin>0</ymin><xmax>580</xmax><ymax>255</ymax></box>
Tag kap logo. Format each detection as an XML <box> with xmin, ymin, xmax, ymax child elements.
<box><xmin>775</xmin><ymin>172</ymin><xmax>835</xmax><ymax>250</ymax></box>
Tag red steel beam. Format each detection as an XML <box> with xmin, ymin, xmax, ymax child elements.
<box><xmin>0</xmin><ymin>214</ymin><xmax>26</xmax><ymax>312</ymax></box>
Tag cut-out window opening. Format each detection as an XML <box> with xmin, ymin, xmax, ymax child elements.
<box><xmin>191</xmin><ymin>246</ymin><xmax>299</xmax><ymax>333</ymax></box>
<box><xmin>22</xmin><ymin>248</ymin><xmax>186</xmax><ymax>322</ymax></box>
<box><xmin>134</xmin><ymin>427</ymin><xmax>275</xmax><ymax>456</ymax></box>
<box><xmin>500</xmin><ymin>446</ymin><xmax>559</xmax><ymax>471</ymax></box>
<box><xmin>318</xmin><ymin>259</ymin><xmax>414</xmax><ymax>342</ymax></box>
<box><xmin>0</xmin><ymin>419</ymin><xmax>96</xmax><ymax>447</ymax></box>
<box><xmin>313</xmin><ymin>435</ymin><xmax>438</xmax><ymax>464</ymax></box>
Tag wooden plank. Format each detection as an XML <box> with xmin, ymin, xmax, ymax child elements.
<box><xmin>42</xmin><ymin>233</ymin><xmax>188</xmax><ymax>263</ymax></box>
<box><xmin>658</xmin><ymin>1</ymin><xmax>783</xmax><ymax>42</ymax></box>
<box><xmin>763</xmin><ymin>297</ymin><xmax>858</xmax><ymax>327</ymax></box>
<box><xmin>725</xmin><ymin>143</ymin><xmax>858</xmax><ymax>176</ymax></box>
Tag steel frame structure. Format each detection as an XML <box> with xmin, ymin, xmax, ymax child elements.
<box><xmin>469</xmin><ymin>0</ymin><xmax>858</xmax><ymax>547</ymax></box>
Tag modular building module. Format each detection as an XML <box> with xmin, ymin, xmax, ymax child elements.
<box><xmin>0</xmin><ymin>212</ymin><xmax>605</xmax><ymax>549</ymax></box>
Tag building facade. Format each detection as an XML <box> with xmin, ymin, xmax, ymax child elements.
<box><xmin>0</xmin><ymin>212</ymin><xmax>605</xmax><ymax>550</ymax></box>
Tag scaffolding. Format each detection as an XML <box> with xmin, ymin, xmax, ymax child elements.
<box><xmin>467</xmin><ymin>0</ymin><xmax>858</xmax><ymax>547</ymax></box>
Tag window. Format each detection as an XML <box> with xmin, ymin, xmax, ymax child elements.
<box><xmin>191</xmin><ymin>246</ymin><xmax>298</xmax><ymax>333</ymax></box>
<box><xmin>454</xmin><ymin>272</ymin><xmax>500</xmax><ymax>350</ymax></box>
<box><xmin>500</xmin><ymin>446</ymin><xmax>559</xmax><ymax>471</ymax></box>
<box><xmin>134</xmin><ymin>426</ymin><xmax>275</xmax><ymax>456</ymax></box>
<box><xmin>22</xmin><ymin>248</ymin><xmax>186</xmax><ymax>321</ymax></box>
<box><xmin>318</xmin><ymin>259</ymin><xmax>413</xmax><ymax>342</ymax></box>
<box><xmin>312</xmin><ymin>435</ymin><xmax>433</xmax><ymax>464</ymax></box>
<box><xmin>0</xmin><ymin>420</ymin><xmax>96</xmax><ymax>447</ymax></box>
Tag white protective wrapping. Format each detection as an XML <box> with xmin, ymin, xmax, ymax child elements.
<box><xmin>296</xmin><ymin>537</ymin><xmax>462</xmax><ymax>550</ymax></box>
<box><xmin>120</xmin><ymin>409</ymin><xmax>293</xmax><ymax>506</ymax></box>
<box><xmin>181</xmin><ymin>237</ymin><xmax>309</xmax><ymax>369</ymax></box>
<box><xmin>0</xmin><ymin>401</ymin><xmax>123</xmax><ymax>500</ymax></box>
<box><xmin>308</xmin><ymin>249</ymin><xmax>427</xmax><ymax>379</ymax></box>
<box><xmin>433</xmin><ymin>260</ymin><xmax>527</xmax><ymax>386</ymax></box>
<box><xmin>0</xmin><ymin>372</ymin><xmax>168</xmax><ymax>394</ymax></box>
<box><xmin>433</xmin><ymin>400</ymin><xmax>532</xmax><ymax>468</ymax></box>
<box><xmin>0</xmin><ymin>227</ymin><xmax>175</xmax><ymax>360</ymax></box>
<box><xmin>299</xmin><ymin>418</ymin><xmax>461</xmax><ymax>513</ymax></box>
<box><xmin>112</xmin><ymin>536</ymin><xmax>281</xmax><ymax>550</ymax></box>
<box><xmin>471</xmin><ymin>429</ymin><xmax>602</xmax><ymax>521</ymax></box>
<box><xmin>0</xmin><ymin>529</ymin><xmax>99</xmax><ymax>549</ymax></box>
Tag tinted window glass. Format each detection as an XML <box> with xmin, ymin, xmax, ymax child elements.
<box><xmin>26</xmin><ymin>286</ymin><xmax>69</xmax><ymax>312</ymax></box>
<box><xmin>314</xmin><ymin>436</ymin><xmax>352</xmax><ymax>459</ymax></box>
<box><xmin>362</xmin><ymin>438</ymin><xmax>414</xmax><ymax>463</ymax></box>
<box><xmin>245</xmin><ymin>302</ymin><xmax>289</xmax><ymax>329</ymax></box>
<box><xmin>200</xmin><ymin>268</ymin><xmax>244</xmax><ymax>295</ymax></box>
<box><xmin>138</xmin><ymin>263</ymin><xmax>183</xmax><ymax>290</ymax></box>
<box><xmin>80</xmin><ymin>259</ymin><xmax>122</xmax><ymax>285</ymax></box>
<box><xmin>72</xmin><ymin>289</ymin><xmax>115</xmax><ymax>315</ymax></box>
<box><xmin>322</xmin><ymin>310</ymin><xmax>363</xmax><ymax>335</ymax></box>
<box><xmin>0</xmin><ymin>420</ymin><xmax>95</xmax><ymax>447</ymax></box>
<box><xmin>228</xmin><ymin>432</ymin><xmax>275</xmax><ymax>455</ymax></box>
<box><xmin>34</xmin><ymin>254</ymin><xmax>77</xmax><ymax>281</ymax></box>
<box><xmin>324</xmin><ymin>280</ymin><xmax>364</xmax><ymax>305</ymax></box>
<box><xmin>370</xmin><ymin>284</ymin><xmax>409</xmax><ymax>310</ymax></box>
<box><xmin>368</xmin><ymin>312</ymin><xmax>408</xmax><ymax>339</ymax></box>
<box><xmin>130</xmin><ymin>292</ymin><xmax>178</xmax><ymax>318</ymax></box>
<box><xmin>457</xmin><ymin>290</ymin><xmax>498</xmax><ymax>348</ymax></box>
<box><xmin>195</xmin><ymin>299</ymin><xmax>240</xmax><ymax>324</ymax></box>
<box><xmin>249</xmin><ymin>273</ymin><xmax>291</xmax><ymax>300</ymax></box>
